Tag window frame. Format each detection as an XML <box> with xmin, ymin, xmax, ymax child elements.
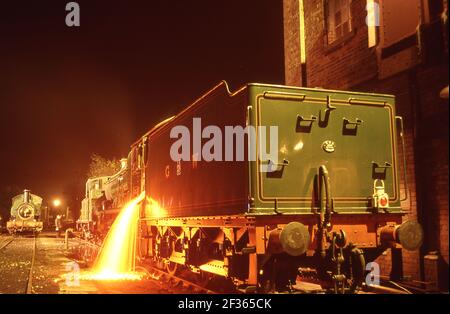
<box><xmin>324</xmin><ymin>0</ymin><xmax>354</xmax><ymax>46</ymax></box>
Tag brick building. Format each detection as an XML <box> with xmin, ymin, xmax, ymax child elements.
<box><xmin>283</xmin><ymin>0</ymin><xmax>448</xmax><ymax>291</ymax></box>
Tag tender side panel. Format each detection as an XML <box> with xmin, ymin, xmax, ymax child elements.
<box><xmin>147</xmin><ymin>83</ymin><xmax>249</xmax><ymax>217</ymax></box>
<box><xmin>249</xmin><ymin>85</ymin><xmax>399</xmax><ymax>213</ymax></box>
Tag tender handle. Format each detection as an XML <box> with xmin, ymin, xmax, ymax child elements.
<box><xmin>343</xmin><ymin>117</ymin><xmax>363</xmax><ymax>127</ymax></box>
<box><xmin>372</xmin><ymin>161</ymin><xmax>392</xmax><ymax>169</ymax></box>
<box><xmin>265</xmin><ymin>158</ymin><xmax>290</xmax><ymax>168</ymax></box>
<box><xmin>297</xmin><ymin>114</ymin><xmax>318</xmax><ymax>124</ymax></box>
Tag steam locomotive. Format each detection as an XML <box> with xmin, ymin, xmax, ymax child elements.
<box><xmin>7</xmin><ymin>189</ymin><xmax>44</xmax><ymax>234</ymax></box>
<box><xmin>77</xmin><ymin>158</ymin><xmax>130</xmax><ymax>240</ymax></box>
<box><xmin>79</xmin><ymin>81</ymin><xmax>424</xmax><ymax>293</ymax></box>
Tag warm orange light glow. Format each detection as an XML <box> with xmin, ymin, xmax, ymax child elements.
<box><xmin>87</xmin><ymin>192</ymin><xmax>145</xmax><ymax>281</ymax></box>
<box><xmin>145</xmin><ymin>196</ymin><xmax>167</xmax><ymax>218</ymax></box>
<box><xmin>53</xmin><ymin>199</ymin><xmax>61</xmax><ymax>207</ymax></box>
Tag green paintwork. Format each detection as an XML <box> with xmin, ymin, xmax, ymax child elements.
<box><xmin>246</xmin><ymin>83</ymin><xmax>401</xmax><ymax>214</ymax></box>
<box><xmin>10</xmin><ymin>193</ymin><xmax>43</xmax><ymax>217</ymax></box>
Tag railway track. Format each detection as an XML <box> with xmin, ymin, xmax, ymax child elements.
<box><xmin>25</xmin><ymin>235</ymin><xmax>37</xmax><ymax>294</ymax></box>
<box><xmin>0</xmin><ymin>235</ymin><xmax>14</xmax><ymax>250</ymax></box>
<box><xmin>0</xmin><ymin>234</ymin><xmax>38</xmax><ymax>294</ymax></box>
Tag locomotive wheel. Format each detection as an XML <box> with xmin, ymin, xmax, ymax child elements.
<box><xmin>166</xmin><ymin>261</ymin><xmax>178</xmax><ymax>276</ymax></box>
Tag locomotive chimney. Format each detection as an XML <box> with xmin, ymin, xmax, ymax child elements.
<box><xmin>23</xmin><ymin>189</ymin><xmax>30</xmax><ymax>203</ymax></box>
<box><xmin>120</xmin><ymin>158</ymin><xmax>127</xmax><ymax>170</ymax></box>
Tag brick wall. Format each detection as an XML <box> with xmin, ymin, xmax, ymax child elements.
<box><xmin>415</xmin><ymin>65</ymin><xmax>449</xmax><ymax>290</ymax></box>
<box><xmin>301</xmin><ymin>0</ymin><xmax>378</xmax><ymax>89</ymax></box>
<box><xmin>356</xmin><ymin>72</ymin><xmax>422</xmax><ymax>281</ymax></box>
<box><xmin>283</xmin><ymin>0</ymin><xmax>302</xmax><ymax>86</ymax></box>
<box><xmin>283</xmin><ymin>0</ymin><xmax>449</xmax><ymax>289</ymax></box>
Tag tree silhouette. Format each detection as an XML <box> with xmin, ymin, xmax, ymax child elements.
<box><xmin>86</xmin><ymin>153</ymin><xmax>121</xmax><ymax>179</ymax></box>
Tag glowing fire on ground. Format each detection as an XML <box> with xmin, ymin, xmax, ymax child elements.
<box><xmin>82</xmin><ymin>192</ymin><xmax>145</xmax><ymax>281</ymax></box>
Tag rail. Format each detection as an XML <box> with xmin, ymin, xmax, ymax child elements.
<box><xmin>25</xmin><ymin>236</ymin><xmax>37</xmax><ymax>294</ymax></box>
<box><xmin>0</xmin><ymin>236</ymin><xmax>14</xmax><ymax>250</ymax></box>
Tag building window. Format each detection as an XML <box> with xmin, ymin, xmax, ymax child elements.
<box><xmin>326</xmin><ymin>0</ymin><xmax>352</xmax><ymax>44</ymax></box>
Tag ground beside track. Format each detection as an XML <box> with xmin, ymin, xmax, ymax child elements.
<box><xmin>0</xmin><ymin>235</ymin><xmax>35</xmax><ymax>293</ymax></box>
<box><xmin>0</xmin><ymin>232</ymin><xmax>174</xmax><ymax>294</ymax></box>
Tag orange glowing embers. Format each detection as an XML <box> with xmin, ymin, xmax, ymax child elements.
<box><xmin>84</xmin><ymin>192</ymin><xmax>145</xmax><ymax>281</ymax></box>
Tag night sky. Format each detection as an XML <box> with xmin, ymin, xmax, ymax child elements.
<box><xmin>0</xmin><ymin>0</ymin><xmax>284</xmax><ymax>214</ymax></box>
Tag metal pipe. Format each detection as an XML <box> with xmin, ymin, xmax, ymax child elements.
<box><xmin>65</xmin><ymin>228</ymin><xmax>74</xmax><ymax>250</ymax></box>
<box><xmin>318</xmin><ymin>165</ymin><xmax>332</xmax><ymax>228</ymax></box>
<box><xmin>365</xmin><ymin>284</ymin><xmax>409</xmax><ymax>294</ymax></box>
<box><xmin>395</xmin><ymin>116</ymin><xmax>409</xmax><ymax>202</ymax></box>
<box><xmin>318</xmin><ymin>165</ymin><xmax>332</xmax><ymax>258</ymax></box>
